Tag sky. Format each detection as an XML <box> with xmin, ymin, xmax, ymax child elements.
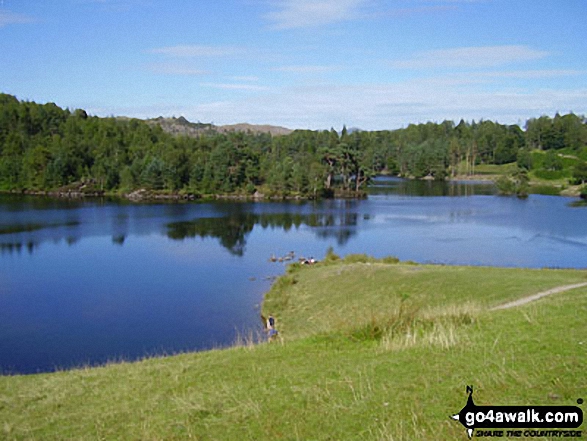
<box><xmin>1</xmin><ymin>0</ymin><xmax>586</xmax><ymax>130</ymax></box>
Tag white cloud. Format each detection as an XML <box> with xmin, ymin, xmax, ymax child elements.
<box><xmin>86</xmin><ymin>71</ymin><xmax>587</xmax><ymax>129</ymax></box>
<box><xmin>478</xmin><ymin>69</ymin><xmax>585</xmax><ymax>79</ymax></box>
<box><xmin>229</xmin><ymin>76</ymin><xmax>260</xmax><ymax>82</ymax></box>
<box><xmin>272</xmin><ymin>65</ymin><xmax>340</xmax><ymax>74</ymax></box>
<box><xmin>407</xmin><ymin>69</ymin><xmax>585</xmax><ymax>87</ymax></box>
<box><xmin>199</xmin><ymin>83</ymin><xmax>271</xmax><ymax>92</ymax></box>
<box><xmin>391</xmin><ymin>45</ymin><xmax>549</xmax><ymax>69</ymax></box>
<box><xmin>265</xmin><ymin>0</ymin><xmax>369</xmax><ymax>30</ymax></box>
<box><xmin>0</xmin><ymin>10</ymin><xmax>35</xmax><ymax>27</ymax></box>
<box><xmin>147</xmin><ymin>63</ymin><xmax>210</xmax><ymax>76</ymax></box>
<box><xmin>133</xmin><ymin>79</ymin><xmax>581</xmax><ymax>130</ymax></box>
<box><xmin>149</xmin><ymin>45</ymin><xmax>244</xmax><ymax>58</ymax></box>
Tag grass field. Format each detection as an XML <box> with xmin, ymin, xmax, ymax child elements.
<box><xmin>1</xmin><ymin>258</ymin><xmax>586</xmax><ymax>440</ymax></box>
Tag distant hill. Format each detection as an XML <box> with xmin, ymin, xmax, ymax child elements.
<box><xmin>219</xmin><ymin>123</ymin><xmax>293</xmax><ymax>136</ymax></box>
<box><xmin>146</xmin><ymin>116</ymin><xmax>293</xmax><ymax>137</ymax></box>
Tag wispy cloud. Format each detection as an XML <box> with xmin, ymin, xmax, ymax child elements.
<box><xmin>478</xmin><ymin>69</ymin><xmax>585</xmax><ymax>79</ymax></box>
<box><xmin>147</xmin><ymin>63</ymin><xmax>210</xmax><ymax>76</ymax></box>
<box><xmin>149</xmin><ymin>45</ymin><xmax>245</xmax><ymax>58</ymax></box>
<box><xmin>200</xmin><ymin>83</ymin><xmax>271</xmax><ymax>92</ymax></box>
<box><xmin>391</xmin><ymin>45</ymin><xmax>549</xmax><ymax>69</ymax></box>
<box><xmin>411</xmin><ymin>69</ymin><xmax>586</xmax><ymax>87</ymax></box>
<box><xmin>171</xmin><ymin>82</ymin><xmax>582</xmax><ymax>130</ymax></box>
<box><xmin>228</xmin><ymin>76</ymin><xmax>260</xmax><ymax>82</ymax></box>
<box><xmin>89</xmin><ymin>78</ymin><xmax>587</xmax><ymax>130</ymax></box>
<box><xmin>272</xmin><ymin>65</ymin><xmax>340</xmax><ymax>74</ymax></box>
<box><xmin>265</xmin><ymin>0</ymin><xmax>369</xmax><ymax>30</ymax></box>
<box><xmin>0</xmin><ymin>10</ymin><xmax>35</xmax><ymax>27</ymax></box>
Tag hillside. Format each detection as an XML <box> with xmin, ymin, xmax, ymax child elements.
<box><xmin>146</xmin><ymin>116</ymin><xmax>293</xmax><ymax>137</ymax></box>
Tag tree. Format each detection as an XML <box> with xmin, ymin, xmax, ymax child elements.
<box><xmin>496</xmin><ymin>168</ymin><xmax>529</xmax><ymax>197</ymax></box>
<box><xmin>516</xmin><ymin>149</ymin><xmax>533</xmax><ymax>170</ymax></box>
<box><xmin>573</xmin><ymin>161</ymin><xmax>587</xmax><ymax>185</ymax></box>
<box><xmin>543</xmin><ymin>150</ymin><xmax>563</xmax><ymax>171</ymax></box>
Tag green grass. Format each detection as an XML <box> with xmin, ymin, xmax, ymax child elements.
<box><xmin>455</xmin><ymin>162</ymin><xmax>517</xmax><ymax>177</ymax></box>
<box><xmin>1</xmin><ymin>260</ymin><xmax>586</xmax><ymax>440</ymax></box>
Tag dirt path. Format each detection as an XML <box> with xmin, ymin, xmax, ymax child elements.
<box><xmin>490</xmin><ymin>282</ymin><xmax>587</xmax><ymax>311</ymax></box>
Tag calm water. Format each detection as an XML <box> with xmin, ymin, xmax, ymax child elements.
<box><xmin>1</xmin><ymin>178</ymin><xmax>586</xmax><ymax>374</ymax></box>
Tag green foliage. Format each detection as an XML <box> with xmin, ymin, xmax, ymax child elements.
<box><xmin>380</xmin><ymin>255</ymin><xmax>400</xmax><ymax>264</ymax></box>
<box><xmin>495</xmin><ymin>168</ymin><xmax>530</xmax><ymax>197</ymax></box>
<box><xmin>543</xmin><ymin>149</ymin><xmax>564</xmax><ymax>171</ymax></box>
<box><xmin>342</xmin><ymin>253</ymin><xmax>377</xmax><ymax>264</ymax></box>
<box><xmin>516</xmin><ymin>148</ymin><xmax>533</xmax><ymax>170</ymax></box>
<box><xmin>323</xmin><ymin>246</ymin><xmax>340</xmax><ymax>262</ymax></box>
<box><xmin>2</xmin><ymin>94</ymin><xmax>586</xmax><ymax>196</ymax></box>
<box><xmin>532</xmin><ymin>168</ymin><xmax>569</xmax><ymax>180</ymax></box>
<box><xmin>572</xmin><ymin>161</ymin><xmax>587</xmax><ymax>185</ymax></box>
<box><xmin>0</xmin><ymin>95</ymin><xmax>379</xmax><ymax>197</ymax></box>
<box><xmin>529</xmin><ymin>184</ymin><xmax>562</xmax><ymax>196</ymax></box>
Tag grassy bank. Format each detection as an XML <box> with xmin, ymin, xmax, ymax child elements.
<box><xmin>1</xmin><ymin>259</ymin><xmax>586</xmax><ymax>440</ymax></box>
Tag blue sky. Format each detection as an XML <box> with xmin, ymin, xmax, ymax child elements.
<box><xmin>1</xmin><ymin>0</ymin><xmax>586</xmax><ymax>130</ymax></box>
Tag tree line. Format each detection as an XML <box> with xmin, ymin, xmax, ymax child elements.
<box><xmin>1</xmin><ymin>93</ymin><xmax>586</xmax><ymax>198</ymax></box>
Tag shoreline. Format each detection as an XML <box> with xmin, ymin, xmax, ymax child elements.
<box><xmin>3</xmin><ymin>259</ymin><xmax>586</xmax><ymax>378</ymax></box>
<box><xmin>1</xmin><ymin>258</ymin><xmax>586</xmax><ymax>439</ymax></box>
<box><xmin>0</xmin><ymin>188</ymin><xmax>367</xmax><ymax>202</ymax></box>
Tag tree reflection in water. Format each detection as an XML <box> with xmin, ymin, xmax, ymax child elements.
<box><xmin>166</xmin><ymin>212</ymin><xmax>359</xmax><ymax>255</ymax></box>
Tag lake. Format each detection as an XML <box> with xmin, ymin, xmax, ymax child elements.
<box><xmin>1</xmin><ymin>177</ymin><xmax>586</xmax><ymax>374</ymax></box>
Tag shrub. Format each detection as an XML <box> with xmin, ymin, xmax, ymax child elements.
<box><xmin>324</xmin><ymin>246</ymin><xmax>340</xmax><ymax>262</ymax></box>
<box><xmin>496</xmin><ymin>169</ymin><xmax>529</xmax><ymax>197</ymax></box>
<box><xmin>529</xmin><ymin>185</ymin><xmax>561</xmax><ymax>196</ymax></box>
<box><xmin>343</xmin><ymin>253</ymin><xmax>376</xmax><ymax>264</ymax></box>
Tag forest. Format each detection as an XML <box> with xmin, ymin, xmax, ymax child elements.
<box><xmin>1</xmin><ymin>93</ymin><xmax>586</xmax><ymax>198</ymax></box>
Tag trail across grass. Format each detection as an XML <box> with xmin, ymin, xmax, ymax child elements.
<box><xmin>490</xmin><ymin>282</ymin><xmax>587</xmax><ymax>310</ymax></box>
<box><xmin>1</xmin><ymin>258</ymin><xmax>586</xmax><ymax>440</ymax></box>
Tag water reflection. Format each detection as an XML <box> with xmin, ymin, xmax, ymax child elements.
<box><xmin>368</xmin><ymin>176</ymin><xmax>497</xmax><ymax>197</ymax></box>
<box><xmin>0</xmin><ymin>220</ymin><xmax>80</xmax><ymax>235</ymax></box>
<box><xmin>0</xmin><ymin>241</ymin><xmax>39</xmax><ymax>255</ymax></box>
<box><xmin>112</xmin><ymin>235</ymin><xmax>126</xmax><ymax>245</ymax></box>
<box><xmin>2</xmin><ymin>184</ymin><xmax>587</xmax><ymax>374</ymax></box>
<box><xmin>167</xmin><ymin>211</ymin><xmax>359</xmax><ymax>255</ymax></box>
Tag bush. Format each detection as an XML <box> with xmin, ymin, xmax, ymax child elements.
<box><xmin>530</xmin><ymin>185</ymin><xmax>561</xmax><ymax>196</ymax></box>
<box><xmin>343</xmin><ymin>254</ymin><xmax>376</xmax><ymax>264</ymax></box>
<box><xmin>572</xmin><ymin>161</ymin><xmax>587</xmax><ymax>185</ymax></box>
<box><xmin>495</xmin><ymin>175</ymin><xmax>515</xmax><ymax>195</ymax></box>
<box><xmin>496</xmin><ymin>169</ymin><xmax>529</xmax><ymax>197</ymax></box>
<box><xmin>324</xmin><ymin>246</ymin><xmax>340</xmax><ymax>262</ymax></box>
